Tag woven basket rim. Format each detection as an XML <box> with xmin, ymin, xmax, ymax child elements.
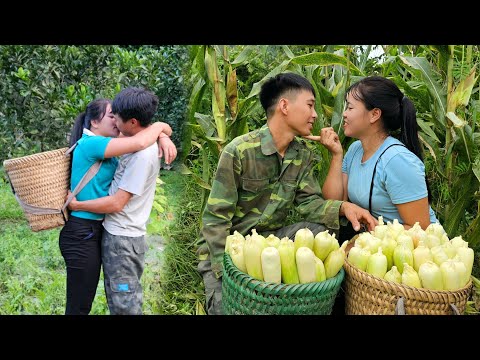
<box><xmin>3</xmin><ymin>147</ymin><xmax>69</xmax><ymax>167</ymax></box>
<box><xmin>344</xmin><ymin>247</ymin><xmax>473</xmax><ymax>296</ymax></box>
<box><xmin>223</xmin><ymin>252</ymin><xmax>345</xmax><ymax>292</ymax></box>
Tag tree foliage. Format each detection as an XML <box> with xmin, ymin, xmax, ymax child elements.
<box><xmin>0</xmin><ymin>45</ymin><xmax>189</xmax><ymax>164</ymax></box>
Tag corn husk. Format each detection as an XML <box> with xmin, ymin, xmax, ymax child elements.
<box><xmin>244</xmin><ymin>232</ymin><xmax>265</xmax><ymax>280</ymax></box>
<box><xmin>230</xmin><ymin>237</ymin><xmax>247</xmax><ymax>273</ymax></box>
<box><xmin>294</xmin><ymin>227</ymin><xmax>314</xmax><ymax>252</ymax></box>
<box><xmin>330</xmin><ymin>235</ymin><xmax>340</xmax><ymax>252</ymax></box>
<box><xmin>418</xmin><ymin>261</ymin><xmax>443</xmax><ymax>290</ymax></box>
<box><xmin>401</xmin><ymin>263</ymin><xmax>421</xmax><ymax>288</ymax></box>
<box><xmin>393</xmin><ymin>244</ymin><xmax>413</xmax><ymax>274</ymax></box>
<box><xmin>412</xmin><ymin>240</ymin><xmax>433</xmax><ymax>272</ymax></box>
<box><xmin>431</xmin><ymin>245</ymin><xmax>449</xmax><ymax>266</ymax></box>
<box><xmin>440</xmin><ymin>260</ymin><xmax>467</xmax><ymax>290</ymax></box>
<box><xmin>261</xmin><ymin>247</ymin><xmax>282</xmax><ymax>283</ymax></box>
<box><xmin>456</xmin><ymin>247</ymin><xmax>474</xmax><ymax>285</ymax></box>
<box><xmin>406</xmin><ymin>222</ymin><xmax>427</xmax><ymax>248</ymax></box>
<box><xmin>387</xmin><ymin>219</ymin><xmax>405</xmax><ymax>240</ymax></box>
<box><xmin>397</xmin><ymin>234</ymin><xmax>414</xmax><ymax>251</ymax></box>
<box><xmin>440</xmin><ymin>233</ymin><xmax>449</xmax><ymax>245</ymax></box>
<box><xmin>384</xmin><ymin>266</ymin><xmax>402</xmax><ymax>283</ymax></box>
<box><xmin>313</xmin><ymin>230</ymin><xmax>334</xmax><ymax>261</ymax></box>
<box><xmin>314</xmin><ymin>256</ymin><xmax>326</xmax><ymax>282</ymax></box>
<box><xmin>357</xmin><ymin>232</ymin><xmax>381</xmax><ymax>253</ymax></box>
<box><xmin>366</xmin><ymin>247</ymin><xmax>388</xmax><ymax>279</ymax></box>
<box><xmin>296</xmin><ymin>247</ymin><xmax>317</xmax><ymax>284</ymax></box>
<box><xmin>426</xmin><ymin>222</ymin><xmax>446</xmax><ymax>239</ymax></box>
<box><xmin>265</xmin><ymin>234</ymin><xmax>280</xmax><ymax>248</ymax></box>
<box><xmin>250</xmin><ymin>229</ymin><xmax>266</xmax><ymax>248</ymax></box>
<box><xmin>324</xmin><ymin>241</ymin><xmax>348</xmax><ymax>279</ymax></box>
<box><xmin>450</xmin><ymin>236</ymin><xmax>468</xmax><ymax>249</ymax></box>
<box><xmin>347</xmin><ymin>246</ymin><xmax>371</xmax><ymax>271</ymax></box>
<box><xmin>373</xmin><ymin>216</ymin><xmax>389</xmax><ymax>240</ymax></box>
<box><xmin>225</xmin><ymin>230</ymin><xmax>245</xmax><ymax>254</ymax></box>
<box><xmin>441</xmin><ymin>242</ymin><xmax>457</xmax><ymax>259</ymax></box>
<box><xmin>381</xmin><ymin>236</ymin><xmax>397</xmax><ymax>270</ymax></box>
<box><xmin>277</xmin><ymin>238</ymin><xmax>299</xmax><ymax>284</ymax></box>
<box><xmin>424</xmin><ymin>234</ymin><xmax>441</xmax><ymax>249</ymax></box>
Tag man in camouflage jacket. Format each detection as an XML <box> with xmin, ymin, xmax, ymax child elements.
<box><xmin>197</xmin><ymin>72</ymin><xmax>377</xmax><ymax>315</ymax></box>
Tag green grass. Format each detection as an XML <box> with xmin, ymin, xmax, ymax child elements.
<box><xmin>145</xmin><ymin>170</ymin><xmax>205</xmax><ymax>314</ymax></box>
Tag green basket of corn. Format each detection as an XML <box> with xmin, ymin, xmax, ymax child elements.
<box><xmin>222</xmin><ymin>253</ymin><xmax>344</xmax><ymax>315</ymax></box>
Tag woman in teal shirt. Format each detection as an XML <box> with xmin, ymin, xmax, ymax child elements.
<box><xmin>306</xmin><ymin>76</ymin><xmax>436</xmax><ymax>235</ymax></box>
<box><xmin>59</xmin><ymin>98</ymin><xmax>175</xmax><ymax>315</ymax></box>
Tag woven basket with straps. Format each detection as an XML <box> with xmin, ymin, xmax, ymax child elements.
<box><xmin>222</xmin><ymin>253</ymin><xmax>345</xmax><ymax>315</ymax></box>
<box><xmin>3</xmin><ymin>147</ymin><xmax>71</xmax><ymax>232</ymax></box>
<box><xmin>343</xmin><ymin>237</ymin><xmax>473</xmax><ymax>315</ymax></box>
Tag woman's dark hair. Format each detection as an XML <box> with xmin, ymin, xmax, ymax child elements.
<box><xmin>259</xmin><ymin>72</ymin><xmax>315</xmax><ymax>118</ymax></box>
<box><xmin>69</xmin><ymin>98</ymin><xmax>111</xmax><ymax>147</ymax></box>
<box><xmin>347</xmin><ymin>76</ymin><xmax>431</xmax><ymax>202</ymax></box>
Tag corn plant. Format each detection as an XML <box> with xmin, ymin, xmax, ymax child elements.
<box><xmin>385</xmin><ymin>45</ymin><xmax>480</xmax><ymax>247</ymax></box>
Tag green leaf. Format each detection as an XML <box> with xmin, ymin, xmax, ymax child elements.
<box><xmin>291</xmin><ymin>52</ymin><xmax>361</xmax><ymax>75</ymax></box>
<box><xmin>231</xmin><ymin>46</ymin><xmax>254</xmax><ymax>65</ymax></box>
<box><xmin>193</xmin><ymin>112</ymin><xmax>216</xmax><ymax>137</ymax></box>
<box><xmin>473</xmin><ymin>154</ymin><xmax>480</xmax><ymax>184</ymax></box>
<box><xmin>331</xmin><ymin>77</ymin><xmax>346</xmax><ymax>132</ymax></box>
<box><xmin>399</xmin><ymin>56</ymin><xmax>446</xmax><ymax>122</ymax></box>
<box><xmin>417</xmin><ymin>119</ymin><xmax>441</xmax><ymax>143</ymax></box>
<box><xmin>246</xmin><ymin>60</ymin><xmax>291</xmax><ymax>99</ymax></box>
<box><xmin>282</xmin><ymin>45</ymin><xmax>295</xmax><ymax>59</ymax></box>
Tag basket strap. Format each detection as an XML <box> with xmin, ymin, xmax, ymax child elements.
<box><xmin>450</xmin><ymin>303</ymin><xmax>461</xmax><ymax>315</ymax></box>
<box><xmin>395</xmin><ymin>296</ymin><xmax>461</xmax><ymax>315</ymax></box>
<box><xmin>13</xmin><ymin>194</ymin><xmax>64</xmax><ymax>215</ymax></box>
<box><xmin>61</xmin><ymin>160</ymin><xmax>103</xmax><ymax>212</ymax></box>
<box><xmin>394</xmin><ymin>296</ymin><xmax>406</xmax><ymax>315</ymax></box>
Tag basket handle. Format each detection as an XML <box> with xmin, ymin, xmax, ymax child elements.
<box><xmin>395</xmin><ymin>296</ymin><xmax>461</xmax><ymax>315</ymax></box>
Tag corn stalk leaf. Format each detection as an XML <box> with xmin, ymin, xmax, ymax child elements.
<box><xmin>465</xmin><ymin>213</ymin><xmax>480</xmax><ymax>248</ymax></box>
<box><xmin>205</xmin><ymin>46</ymin><xmax>226</xmax><ymax>141</ymax></box>
<box><xmin>282</xmin><ymin>45</ymin><xmax>295</xmax><ymax>59</ymax></box>
<box><xmin>305</xmin><ymin>68</ymin><xmax>324</xmax><ymax>129</ymax></box>
<box><xmin>393</xmin><ymin>76</ymin><xmax>431</xmax><ymax>113</ymax></box>
<box><xmin>291</xmin><ymin>52</ymin><xmax>361</xmax><ymax>75</ymax></box>
<box><xmin>246</xmin><ymin>60</ymin><xmax>291</xmax><ymax>99</ymax></box>
<box><xmin>231</xmin><ymin>45</ymin><xmax>254</xmax><ymax>65</ymax></box>
<box><xmin>473</xmin><ymin>154</ymin><xmax>480</xmax><ymax>184</ymax></box>
<box><xmin>178</xmin><ymin>164</ymin><xmax>212</xmax><ymax>191</ymax></box>
<box><xmin>399</xmin><ymin>56</ymin><xmax>446</xmax><ymax>126</ymax></box>
<box><xmin>444</xmin><ymin>172</ymin><xmax>475</xmax><ymax>237</ymax></box>
<box><xmin>331</xmin><ymin>76</ymin><xmax>346</xmax><ymax>132</ymax></box>
<box><xmin>417</xmin><ymin>119</ymin><xmax>441</xmax><ymax>143</ymax></box>
<box><xmin>193</xmin><ymin>112</ymin><xmax>215</xmax><ymax>137</ymax></box>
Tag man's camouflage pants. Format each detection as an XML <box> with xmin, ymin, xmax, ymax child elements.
<box><xmin>102</xmin><ymin>230</ymin><xmax>147</xmax><ymax>315</ymax></box>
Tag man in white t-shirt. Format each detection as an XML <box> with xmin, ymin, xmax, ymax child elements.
<box><xmin>69</xmin><ymin>87</ymin><xmax>177</xmax><ymax>314</ymax></box>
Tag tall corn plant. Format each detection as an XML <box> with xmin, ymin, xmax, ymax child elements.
<box><xmin>386</xmin><ymin>45</ymin><xmax>480</xmax><ymax>247</ymax></box>
<box><xmin>183</xmin><ymin>45</ymin><xmax>256</xmax><ymax>211</ymax></box>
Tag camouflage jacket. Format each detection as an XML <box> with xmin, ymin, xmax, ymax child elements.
<box><xmin>198</xmin><ymin>125</ymin><xmax>343</xmax><ymax>278</ymax></box>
